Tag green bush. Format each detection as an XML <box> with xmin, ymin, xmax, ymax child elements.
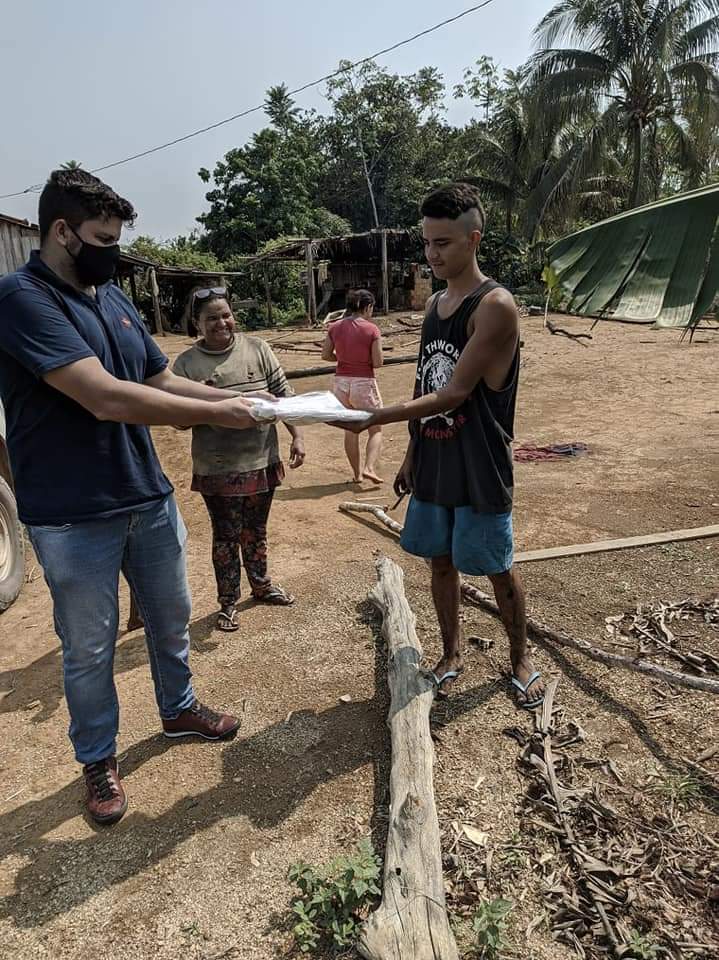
<box><xmin>479</xmin><ymin>231</ymin><xmax>537</xmax><ymax>291</ymax></box>
<box><xmin>270</xmin><ymin>297</ymin><xmax>308</xmax><ymax>328</ymax></box>
<box><xmin>287</xmin><ymin>839</ymin><xmax>381</xmax><ymax>953</ymax></box>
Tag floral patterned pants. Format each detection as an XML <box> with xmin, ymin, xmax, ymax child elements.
<box><xmin>201</xmin><ymin>491</ymin><xmax>275</xmax><ymax>607</ymax></box>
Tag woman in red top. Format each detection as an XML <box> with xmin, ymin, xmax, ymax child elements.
<box><xmin>322</xmin><ymin>289</ymin><xmax>384</xmax><ymax>483</ymax></box>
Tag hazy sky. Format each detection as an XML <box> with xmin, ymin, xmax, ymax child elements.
<box><xmin>0</xmin><ymin>0</ymin><xmax>555</xmax><ymax>239</ymax></box>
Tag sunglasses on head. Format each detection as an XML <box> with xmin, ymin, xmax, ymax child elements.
<box><xmin>193</xmin><ymin>286</ymin><xmax>227</xmax><ymax>301</ymax></box>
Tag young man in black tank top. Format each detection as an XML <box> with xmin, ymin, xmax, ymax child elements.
<box><xmin>345</xmin><ymin>183</ymin><xmax>544</xmax><ymax>708</ymax></box>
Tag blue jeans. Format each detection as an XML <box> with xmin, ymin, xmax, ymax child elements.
<box><xmin>27</xmin><ymin>495</ymin><xmax>195</xmax><ymax>765</ymax></box>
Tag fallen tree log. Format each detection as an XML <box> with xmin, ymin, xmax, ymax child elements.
<box><xmin>286</xmin><ymin>353</ymin><xmax>418</xmax><ymax>380</ymax></box>
<box><xmin>271</xmin><ymin>342</ymin><xmax>323</xmax><ymax>354</ymax></box>
<box><xmin>339</xmin><ymin>503</ymin><xmax>719</xmax><ymax>696</ymax></box>
<box><xmin>359</xmin><ymin>557</ymin><xmax>459</xmax><ymax>960</ymax></box>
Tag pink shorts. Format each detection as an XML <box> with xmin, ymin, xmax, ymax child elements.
<box><xmin>333</xmin><ymin>376</ymin><xmax>382</xmax><ymax>410</ymax></box>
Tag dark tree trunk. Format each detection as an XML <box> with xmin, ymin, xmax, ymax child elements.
<box><xmin>629</xmin><ymin>121</ymin><xmax>644</xmax><ymax>209</ymax></box>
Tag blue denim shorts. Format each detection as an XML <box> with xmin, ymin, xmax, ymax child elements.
<box><xmin>400</xmin><ymin>496</ymin><xmax>513</xmax><ymax>576</ymax></box>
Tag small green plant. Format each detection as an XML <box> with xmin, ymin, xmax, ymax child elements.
<box><xmin>496</xmin><ymin>832</ymin><xmax>528</xmax><ymax>870</ymax></box>
<box><xmin>541</xmin><ymin>263</ymin><xmax>564</xmax><ymax>313</ymax></box>
<box><xmin>649</xmin><ymin>773</ymin><xmax>702</xmax><ymax>811</ymax></box>
<box><xmin>180</xmin><ymin>921</ymin><xmax>202</xmax><ymax>941</ymax></box>
<box><xmin>625</xmin><ymin>928</ymin><xmax>660</xmax><ymax>959</ymax></box>
<box><xmin>472</xmin><ymin>898</ymin><xmax>512</xmax><ymax>958</ymax></box>
<box><xmin>288</xmin><ymin>839</ymin><xmax>381</xmax><ymax>953</ymax></box>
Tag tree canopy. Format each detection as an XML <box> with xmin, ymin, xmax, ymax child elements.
<box><xmin>138</xmin><ymin>3</ymin><xmax>719</xmax><ymax>285</ymax></box>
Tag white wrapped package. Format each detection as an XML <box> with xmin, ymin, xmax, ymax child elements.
<box><xmin>248</xmin><ymin>391</ymin><xmax>372</xmax><ymax>426</ymax></box>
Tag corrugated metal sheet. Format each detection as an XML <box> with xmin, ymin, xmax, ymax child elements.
<box><xmin>0</xmin><ymin>214</ymin><xmax>39</xmax><ymax>276</ymax></box>
<box><xmin>546</xmin><ymin>183</ymin><xmax>719</xmax><ymax>329</ymax></box>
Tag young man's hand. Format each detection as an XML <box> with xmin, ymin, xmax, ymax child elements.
<box><xmin>394</xmin><ymin>451</ymin><xmax>414</xmax><ymax>497</ymax></box>
<box><xmin>329</xmin><ymin>411</ymin><xmax>378</xmax><ymax>434</ymax></box>
<box><xmin>288</xmin><ymin>436</ymin><xmax>306</xmax><ymax>468</ymax></box>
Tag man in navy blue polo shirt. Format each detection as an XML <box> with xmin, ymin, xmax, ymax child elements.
<box><xmin>0</xmin><ymin>169</ymin><xmax>257</xmax><ymax>824</ymax></box>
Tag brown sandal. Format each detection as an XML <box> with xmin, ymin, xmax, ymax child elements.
<box><xmin>253</xmin><ymin>585</ymin><xmax>295</xmax><ymax>606</ymax></box>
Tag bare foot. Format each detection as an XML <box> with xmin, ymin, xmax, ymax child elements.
<box><xmin>362</xmin><ymin>469</ymin><xmax>384</xmax><ymax>484</ymax></box>
<box><xmin>431</xmin><ymin>654</ymin><xmax>464</xmax><ymax>698</ymax></box>
<box><xmin>510</xmin><ymin>651</ymin><xmax>545</xmax><ymax>707</ymax></box>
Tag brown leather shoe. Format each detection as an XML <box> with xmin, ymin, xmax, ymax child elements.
<box><xmin>162</xmin><ymin>700</ymin><xmax>240</xmax><ymax>741</ymax></box>
<box><xmin>83</xmin><ymin>756</ymin><xmax>127</xmax><ymax>825</ymax></box>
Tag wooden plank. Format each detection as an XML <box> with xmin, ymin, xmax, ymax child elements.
<box><xmin>338</xmin><ymin>503</ymin><xmax>719</xmax><ymax>564</ymax></box>
<box><xmin>21</xmin><ymin>235</ymin><xmax>36</xmax><ymax>260</ymax></box>
<box><xmin>380</xmin><ymin>228</ymin><xmax>389</xmax><ymax>316</ymax></box>
<box><xmin>0</xmin><ymin>223</ymin><xmax>11</xmax><ymax>274</ymax></box>
<box><xmin>514</xmin><ymin>525</ymin><xmax>719</xmax><ymax>563</ymax></box>
<box><xmin>129</xmin><ymin>270</ymin><xmax>139</xmax><ymax>308</ymax></box>
<box><xmin>149</xmin><ymin>267</ymin><xmax>166</xmax><ymax>337</ymax></box>
<box><xmin>304</xmin><ymin>241</ymin><xmax>317</xmax><ymax>325</ymax></box>
<box><xmin>9</xmin><ymin>228</ymin><xmax>25</xmax><ymax>271</ymax></box>
<box><xmin>262</xmin><ymin>263</ymin><xmax>273</xmax><ymax>326</ymax></box>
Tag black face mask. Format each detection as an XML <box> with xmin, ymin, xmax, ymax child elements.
<box><xmin>67</xmin><ymin>225</ymin><xmax>121</xmax><ymax>287</ymax></box>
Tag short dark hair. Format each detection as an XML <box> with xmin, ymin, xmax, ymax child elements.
<box><xmin>345</xmin><ymin>288</ymin><xmax>375</xmax><ymax>313</ymax></box>
<box><xmin>38</xmin><ymin>169</ymin><xmax>136</xmax><ymax>241</ymax></box>
<box><xmin>420</xmin><ymin>182</ymin><xmax>486</xmax><ymax>232</ymax></box>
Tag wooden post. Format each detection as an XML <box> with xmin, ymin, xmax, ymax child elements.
<box><xmin>149</xmin><ymin>267</ymin><xmax>166</xmax><ymax>337</ymax></box>
<box><xmin>358</xmin><ymin>557</ymin><xmax>459</xmax><ymax>960</ymax></box>
<box><xmin>129</xmin><ymin>269</ymin><xmax>139</xmax><ymax>310</ymax></box>
<box><xmin>304</xmin><ymin>241</ymin><xmax>317</xmax><ymax>325</ymax></box>
<box><xmin>263</xmin><ymin>264</ymin><xmax>273</xmax><ymax>326</ymax></box>
<box><xmin>380</xmin><ymin>228</ymin><xmax>389</xmax><ymax>316</ymax></box>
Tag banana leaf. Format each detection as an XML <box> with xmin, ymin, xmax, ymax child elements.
<box><xmin>546</xmin><ymin>183</ymin><xmax>719</xmax><ymax>329</ymax></box>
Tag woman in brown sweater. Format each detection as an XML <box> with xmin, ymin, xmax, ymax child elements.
<box><xmin>173</xmin><ymin>288</ymin><xmax>305</xmax><ymax>630</ymax></box>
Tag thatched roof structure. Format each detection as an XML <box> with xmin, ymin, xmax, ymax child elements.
<box><xmin>244</xmin><ymin>228</ymin><xmax>422</xmax><ymax>264</ymax></box>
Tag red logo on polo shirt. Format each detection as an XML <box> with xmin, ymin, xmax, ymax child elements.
<box><xmin>120</xmin><ymin>317</ymin><xmax>132</xmax><ymax>327</ymax></box>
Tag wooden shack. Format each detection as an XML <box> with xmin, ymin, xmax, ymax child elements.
<box><xmin>116</xmin><ymin>251</ymin><xmax>241</xmax><ymax>335</ymax></box>
<box><xmin>0</xmin><ymin>214</ymin><xmax>241</xmax><ymax>336</ymax></box>
<box><xmin>244</xmin><ymin>228</ymin><xmax>430</xmax><ymax>323</ymax></box>
<box><xmin>0</xmin><ymin>213</ymin><xmax>39</xmax><ymax>275</ymax></box>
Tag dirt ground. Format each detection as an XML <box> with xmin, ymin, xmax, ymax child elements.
<box><xmin>0</xmin><ymin>313</ymin><xmax>717</xmax><ymax>959</ymax></box>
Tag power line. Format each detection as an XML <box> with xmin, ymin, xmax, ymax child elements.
<box><xmin>0</xmin><ymin>1</ymin><xmax>496</xmax><ymax>201</ymax></box>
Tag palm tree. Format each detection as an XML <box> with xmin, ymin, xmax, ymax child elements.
<box><xmin>264</xmin><ymin>84</ymin><xmax>301</xmax><ymax>131</ymax></box>
<box><xmin>528</xmin><ymin>0</ymin><xmax>719</xmax><ymax>208</ymax></box>
<box><xmin>461</xmin><ymin>96</ymin><xmax>531</xmax><ymax>234</ymax></box>
<box><xmin>60</xmin><ymin>160</ymin><xmax>83</xmax><ymax>170</ymax></box>
<box><xmin>460</xmin><ymin>70</ymin><xmax>613</xmax><ymax>239</ymax></box>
